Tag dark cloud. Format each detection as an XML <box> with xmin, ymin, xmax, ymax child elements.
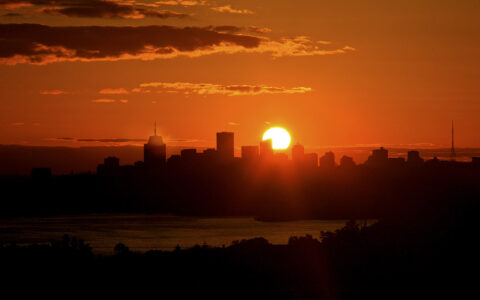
<box><xmin>208</xmin><ymin>26</ymin><xmax>242</xmax><ymax>34</ymax></box>
<box><xmin>0</xmin><ymin>1</ymin><xmax>33</xmax><ymax>10</ymax></box>
<box><xmin>77</xmin><ymin>138</ymin><xmax>146</xmax><ymax>143</ymax></box>
<box><xmin>2</xmin><ymin>12</ymin><xmax>22</xmax><ymax>17</ymax></box>
<box><xmin>56</xmin><ymin>137</ymin><xmax>145</xmax><ymax>143</ymax></box>
<box><xmin>208</xmin><ymin>25</ymin><xmax>271</xmax><ymax>35</ymax></box>
<box><xmin>0</xmin><ymin>0</ymin><xmax>188</xmax><ymax>19</ymax></box>
<box><xmin>167</xmin><ymin>138</ymin><xmax>204</xmax><ymax>143</ymax></box>
<box><xmin>56</xmin><ymin>137</ymin><xmax>74</xmax><ymax>141</ymax></box>
<box><xmin>0</xmin><ymin>23</ymin><xmax>262</xmax><ymax>64</ymax></box>
<box><xmin>0</xmin><ymin>23</ymin><xmax>354</xmax><ymax>65</ymax></box>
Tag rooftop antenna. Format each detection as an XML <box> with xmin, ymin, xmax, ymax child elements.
<box><xmin>154</xmin><ymin>121</ymin><xmax>157</xmax><ymax>136</ymax></box>
<box><xmin>451</xmin><ymin>120</ymin><xmax>456</xmax><ymax>161</ymax></box>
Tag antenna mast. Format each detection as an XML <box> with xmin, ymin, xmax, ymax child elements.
<box><xmin>154</xmin><ymin>121</ymin><xmax>157</xmax><ymax>136</ymax></box>
<box><xmin>451</xmin><ymin>120</ymin><xmax>456</xmax><ymax>161</ymax></box>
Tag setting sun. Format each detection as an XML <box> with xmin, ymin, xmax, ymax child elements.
<box><xmin>263</xmin><ymin>127</ymin><xmax>291</xmax><ymax>150</ymax></box>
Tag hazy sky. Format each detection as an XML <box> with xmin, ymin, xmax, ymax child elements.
<box><xmin>1</xmin><ymin>0</ymin><xmax>479</xmax><ymax>149</ymax></box>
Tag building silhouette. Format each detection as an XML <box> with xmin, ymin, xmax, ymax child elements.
<box><xmin>304</xmin><ymin>153</ymin><xmax>318</xmax><ymax>167</ymax></box>
<box><xmin>216</xmin><ymin>132</ymin><xmax>234</xmax><ymax>162</ymax></box>
<box><xmin>260</xmin><ymin>139</ymin><xmax>274</xmax><ymax>161</ymax></box>
<box><xmin>181</xmin><ymin>149</ymin><xmax>197</xmax><ymax>162</ymax></box>
<box><xmin>320</xmin><ymin>151</ymin><xmax>335</xmax><ymax>170</ymax></box>
<box><xmin>292</xmin><ymin>144</ymin><xmax>305</xmax><ymax>164</ymax></box>
<box><xmin>242</xmin><ymin>146</ymin><xmax>259</xmax><ymax>162</ymax></box>
<box><xmin>202</xmin><ymin>148</ymin><xmax>217</xmax><ymax>162</ymax></box>
<box><xmin>97</xmin><ymin>156</ymin><xmax>120</xmax><ymax>176</ymax></box>
<box><xmin>366</xmin><ymin>147</ymin><xmax>389</xmax><ymax>167</ymax></box>
<box><xmin>291</xmin><ymin>144</ymin><xmax>318</xmax><ymax>167</ymax></box>
<box><xmin>425</xmin><ymin>156</ymin><xmax>441</xmax><ymax>168</ymax></box>
<box><xmin>167</xmin><ymin>154</ymin><xmax>181</xmax><ymax>166</ymax></box>
<box><xmin>275</xmin><ymin>153</ymin><xmax>288</xmax><ymax>161</ymax></box>
<box><xmin>340</xmin><ymin>155</ymin><xmax>355</xmax><ymax>169</ymax></box>
<box><xmin>472</xmin><ymin>157</ymin><xmax>480</xmax><ymax>167</ymax></box>
<box><xmin>144</xmin><ymin>124</ymin><xmax>166</xmax><ymax>169</ymax></box>
<box><xmin>407</xmin><ymin>150</ymin><xmax>424</xmax><ymax>167</ymax></box>
<box><xmin>389</xmin><ymin>157</ymin><xmax>406</xmax><ymax>168</ymax></box>
<box><xmin>104</xmin><ymin>156</ymin><xmax>120</xmax><ymax>169</ymax></box>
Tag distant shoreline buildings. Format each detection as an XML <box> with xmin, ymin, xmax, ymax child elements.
<box><xmin>17</xmin><ymin>127</ymin><xmax>480</xmax><ymax>221</ymax></box>
<box><xmin>90</xmin><ymin>129</ymin><xmax>480</xmax><ymax>178</ymax></box>
<box><xmin>19</xmin><ymin>127</ymin><xmax>480</xmax><ymax>220</ymax></box>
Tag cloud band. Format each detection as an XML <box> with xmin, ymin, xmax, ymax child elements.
<box><xmin>0</xmin><ymin>24</ymin><xmax>354</xmax><ymax>65</ymax></box>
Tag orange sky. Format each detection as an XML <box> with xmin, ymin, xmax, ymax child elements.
<box><xmin>1</xmin><ymin>0</ymin><xmax>479</xmax><ymax>150</ymax></box>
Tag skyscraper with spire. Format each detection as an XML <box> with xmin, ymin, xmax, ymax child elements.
<box><xmin>144</xmin><ymin>121</ymin><xmax>166</xmax><ymax>169</ymax></box>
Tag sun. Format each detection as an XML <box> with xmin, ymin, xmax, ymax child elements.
<box><xmin>263</xmin><ymin>127</ymin><xmax>291</xmax><ymax>150</ymax></box>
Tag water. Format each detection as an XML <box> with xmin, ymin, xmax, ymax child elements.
<box><xmin>0</xmin><ymin>214</ymin><xmax>358</xmax><ymax>253</ymax></box>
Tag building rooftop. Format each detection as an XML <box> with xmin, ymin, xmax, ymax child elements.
<box><xmin>147</xmin><ymin>135</ymin><xmax>165</xmax><ymax>145</ymax></box>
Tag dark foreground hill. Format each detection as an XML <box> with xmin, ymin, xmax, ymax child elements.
<box><xmin>2</xmin><ymin>211</ymin><xmax>479</xmax><ymax>299</ymax></box>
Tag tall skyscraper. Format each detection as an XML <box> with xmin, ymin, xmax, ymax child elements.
<box><xmin>144</xmin><ymin>122</ymin><xmax>166</xmax><ymax>169</ymax></box>
<box><xmin>292</xmin><ymin>143</ymin><xmax>305</xmax><ymax>164</ymax></box>
<box><xmin>260</xmin><ymin>139</ymin><xmax>274</xmax><ymax>160</ymax></box>
<box><xmin>216</xmin><ymin>132</ymin><xmax>234</xmax><ymax>161</ymax></box>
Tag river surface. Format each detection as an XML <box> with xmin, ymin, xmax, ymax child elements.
<box><xmin>0</xmin><ymin>214</ymin><xmax>364</xmax><ymax>253</ymax></box>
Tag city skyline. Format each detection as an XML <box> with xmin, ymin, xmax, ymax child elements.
<box><xmin>122</xmin><ymin>120</ymin><xmax>467</xmax><ymax>163</ymax></box>
<box><xmin>91</xmin><ymin>126</ymin><xmax>479</xmax><ymax>173</ymax></box>
<box><xmin>2</xmin><ymin>123</ymin><xmax>480</xmax><ymax>176</ymax></box>
<box><xmin>2</xmin><ymin>2</ymin><xmax>480</xmax><ymax>298</ymax></box>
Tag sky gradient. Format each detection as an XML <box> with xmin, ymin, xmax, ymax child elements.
<box><xmin>1</xmin><ymin>0</ymin><xmax>479</xmax><ymax>149</ymax></box>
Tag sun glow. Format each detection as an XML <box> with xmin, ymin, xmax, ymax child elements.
<box><xmin>263</xmin><ymin>127</ymin><xmax>291</xmax><ymax>150</ymax></box>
